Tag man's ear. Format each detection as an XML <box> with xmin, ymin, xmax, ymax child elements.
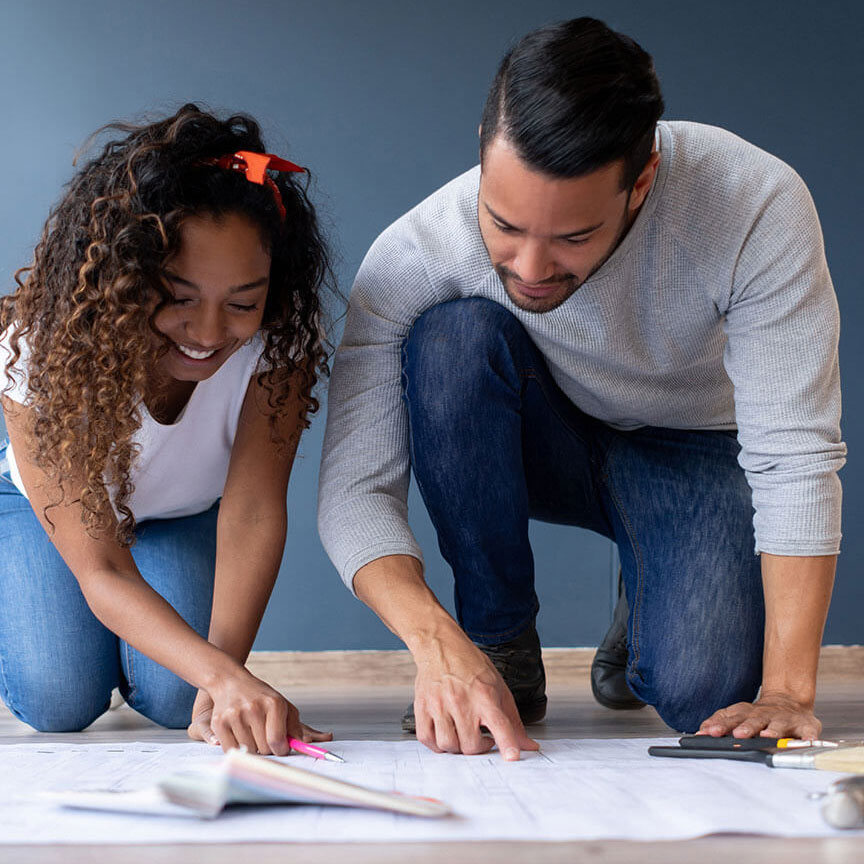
<box><xmin>628</xmin><ymin>150</ymin><xmax>661</xmax><ymax>213</ymax></box>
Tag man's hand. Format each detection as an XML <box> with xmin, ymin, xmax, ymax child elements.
<box><xmin>695</xmin><ymin>554</ymin><xmax>832</xmax><ymax>742</ymax></box>
<box><xmin>697</xmin><ymin>692</ymin><xmax>821</xmax><ymax>739</ymax></box>
<box><xmin>412</xmin><ymin>638</ymin><xmax>539</xmax><ymax>760</ymax></box>
<box><xmin>354</xmin><ymin>555</ymin><xmax>539</xmax><ymax>761</ymax></box>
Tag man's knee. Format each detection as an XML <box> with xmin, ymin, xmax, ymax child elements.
<box><xmin>402</xmin><ymin>298</ymin><xmax>525</xmax><ymax>416</ymax></box>
<box><xmin>630</xmin><ymin>657</ymin><xmax>762</xmax><ymax>733</ymax></box>
<box><xmin>405</xmin><ymin>298</ymin><xmax>521</xmax><ymax>372</ymax></box>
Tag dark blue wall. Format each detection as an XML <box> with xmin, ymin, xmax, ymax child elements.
<box><xmin>1</xmin><ymin>0</ymin><xmax>861</xmax><ymax>648</ymax></box>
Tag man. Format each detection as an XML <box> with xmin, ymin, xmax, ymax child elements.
<box><xmin>318</xmin><ymin>17</ymin><xmax>845</xmax><ymax>760</ymax></box>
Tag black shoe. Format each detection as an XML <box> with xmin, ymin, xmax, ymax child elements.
<box><xmin>401</xmin><ymin>626</ymin><xmax>547</xmax><ymax>733</ymax></box>
<box><xmin>590</xmin><ymin>579</ymin><xmax>646</xmax><ymax>710</ymax></box>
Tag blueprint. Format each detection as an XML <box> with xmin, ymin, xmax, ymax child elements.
<box><xmin>0</xmin><ymin>738</ymin><xmax>859</xmax><ymax>843</ymax></box>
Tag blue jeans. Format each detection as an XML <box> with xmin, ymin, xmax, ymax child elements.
<box><xmin>0</xmin><ymin>440</ymin><xmax>217</xmax><ymax>731</ymax></box>
<box><xmin>401</xmin><ymin>298</ymin><xmax>764</xmax><ymax>733</ymax></box>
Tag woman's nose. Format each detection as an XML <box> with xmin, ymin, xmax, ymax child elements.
<box><xmin>184</xmin><ymin>306</ymin><xmax>225</xmax><ymax>347</ymax></box>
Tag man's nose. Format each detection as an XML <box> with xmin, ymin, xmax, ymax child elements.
<box><xmin>512</xmin><ymin>240</ymin><xmax>555</xmax><ymax>285</ymax></box>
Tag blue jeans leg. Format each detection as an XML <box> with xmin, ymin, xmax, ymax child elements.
<box><xmin>0</xmin><ymin>441</ymin><xmax>217</xmax><ymax>731</ymax></box>
<box><xmin>601</xmin><ymin>427</ymin><xmax>764</xmax><ymax>731</ymax></box>
<box><xmin>402</xmin><ymin>298</ymin><xmax>764</xmax><ymax>733</ymax></box>
<box><xmin>0</xmin><ymin>468</ymin><xmax>118</xmax><ymax>731</ymax></box>
<box><xmin>121</xmin><ymin>504</ymin><xmax>218</xmax><ymax>729</ymax></box>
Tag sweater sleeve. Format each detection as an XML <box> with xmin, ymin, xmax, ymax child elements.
<box><xmin>721</xmin><ymin>168</ymin><xmax>845</xmax><ymax>556</ymax></box>
<box><xmin>317</xmin><ymin>230</ymin><xmax>445</xmax><ymax>592</ymax></box>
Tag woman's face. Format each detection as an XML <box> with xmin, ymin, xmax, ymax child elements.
<box><xmin>153</xmin><ymin>212</ymin><xmax>271</xmax><ymax>383</ymax></box>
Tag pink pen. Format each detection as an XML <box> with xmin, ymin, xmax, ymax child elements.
<box><xmin>288</xmin><ymin>738</ymin><xmax>345</xmax><ymax>763</ymax></box>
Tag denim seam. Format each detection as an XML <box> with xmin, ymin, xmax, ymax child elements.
<box><xmin>124</xmin><ymin>640</ymin><xmax>137</xmax><ymax>704</ymax></box>
<box><xmin>520</xmin><ymin>370</ymin><xmax>593</xmax><ymax>451</ymax></box>
<box><xmin>599</xmin><ymin>438</ymin><xmax>645</xmax><ymax>679</ymax></box>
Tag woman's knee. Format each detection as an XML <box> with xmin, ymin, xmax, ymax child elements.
<box><xmin>123</xmin><ymin>664</ymin><xmax>196</xmax><ymax>730</ymax></box>
<box><xmin>2</xmin><ymin>672</ymin><xmax>111</xmax><ymax>732</ymax></box>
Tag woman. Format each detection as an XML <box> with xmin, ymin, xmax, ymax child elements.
<box><xmin>0</xmin><ymin>104</ymin><xmax>334</xmax><ymax>755</ymax></box>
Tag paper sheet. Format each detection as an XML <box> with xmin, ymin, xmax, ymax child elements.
<box><xmin>1</xmin><ymin>738</ymin><xmax>861</xmax><ymax>844</ymax></box>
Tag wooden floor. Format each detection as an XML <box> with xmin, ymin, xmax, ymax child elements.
<box><xmin>2</xmin><ymin>647</ymin><xmax>863</xmax><ymax>863</ymax></box>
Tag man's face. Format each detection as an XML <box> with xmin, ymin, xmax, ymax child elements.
<box><xmin>478</xmin><ymin>135</ymin><xmax>656</xmax><ymax>313</ymax></box>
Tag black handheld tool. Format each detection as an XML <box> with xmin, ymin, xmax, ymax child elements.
<box><xmin>649</xmin><ymin>746</ymin><xmax>773</xmax><ymax>764</ymax></box>
<box><xmin>678</xmin><ymin>736</ymin><xmax>782</xmax><ymax>751</ymax></box>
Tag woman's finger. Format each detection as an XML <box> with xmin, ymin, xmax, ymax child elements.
<box><xmin>300</xmin><ymin>722</ymin><xmax>333</xmax><ymax>743</ymax></box>
<box><xmin>212</xmin><ymin>717</ymin><xmax>239</xmax><ymax>754</ymax></box>
<box><xmin>264</xmin><ymin>699</ymin><xmax>292</xmax><ymax>756</ymax></box>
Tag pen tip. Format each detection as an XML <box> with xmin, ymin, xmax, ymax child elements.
<box><xmin>325</xmin><ymin>752</ymin><xmax>346</xmax><ymax>763</ymax></box>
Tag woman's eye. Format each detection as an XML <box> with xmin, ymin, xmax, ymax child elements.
<box><xmin>171</xmin><ymin>297</ymin><xmax>193</xmax><ymax>306</ymax></box>
<box><xmin>230</xmin><ymin>303</ymin><xmax>258</xmax><ymax>312</ymax></box>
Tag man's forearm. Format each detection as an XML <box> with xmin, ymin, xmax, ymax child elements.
<box><xmin>760</xmin><ymin>552</ymin><xmax>836</xmax><ymax>705</ymax></box>
<box><xmin>353</xmin><ymin>554</ymin><xmax>471</xmax><ymax>655</ymax></box>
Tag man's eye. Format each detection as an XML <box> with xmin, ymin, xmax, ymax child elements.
<box><xmin>564</xmin><ymin>236</ymin><xmax>590</xmax><ymax>246</ymax></box>
<box><xmin>494</xmin><ymin>221</ymin><xmax>517</xmax><ymax>233</ymax></box>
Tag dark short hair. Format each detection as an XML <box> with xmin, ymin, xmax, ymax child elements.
<box><xmin>480</xmin><ymin>18</ymin><xmax>664</xmax><ymax>190</ymax></box>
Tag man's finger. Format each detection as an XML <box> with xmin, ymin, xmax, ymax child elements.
<box><xmin>731</xmin><ymin>717</ymin><xmax>770</xmax><ymax>738</ymax></box>
<box><xmin>414</xmin><ymin>703</ymin><xmax>443</xmax><ymax>753</ymax></box>
<box><xmin>433</xmin><ymin>711</ymin><xmax>461</xmax><ymax>754</ymax></box>
<box><xmin>495</xmin><ymin>696</ymin><xmax>540</xmax><ymax>751</ymax></box>
<box><xmin>453</xmin><ymin>711</ymin><xmax>495</xmax><ymax>756</ymax></box>
<box><xmin>482</xmin><ymin>709</ymin><xmax>528</xmax><ymax>761</ymax></box>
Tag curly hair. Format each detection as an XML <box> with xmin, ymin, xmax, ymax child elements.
<box><xmin>0</xmin><ymin>103</ymin><xmax>334</xmax><ymax>545</ymax></box>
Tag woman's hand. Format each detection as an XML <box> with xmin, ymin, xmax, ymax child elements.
<box><xmin>187</xmin><ymin>673</ymin><xmax>332</xmax><ymax>755</ymax></box>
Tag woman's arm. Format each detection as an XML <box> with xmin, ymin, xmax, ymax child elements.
<box><xmin>208</xmin><ymin>372</ymin><xmax>302</xmax><ymax>662</ymax></box>
<box><xmin>2</xmin><ymin>394</ymin><xmax>242</xmax><ymax>689</ymax></box>
<box><xmin>2</xmin><ymin>391</ymin><xmax>317</xmax><ymax>754</ymax></box>
<box><xmin>186</xmin><ymin>370</ymin><xmax>331</xmax><ymax>750</ymax></box>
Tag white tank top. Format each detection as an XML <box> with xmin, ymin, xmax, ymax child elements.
<box><xmin>0</xmin><ymin>330</ymin><xmax>263</xmax><ymax>521</ymax></box>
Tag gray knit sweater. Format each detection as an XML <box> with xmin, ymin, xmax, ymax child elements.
<box><xmin>319</xmin><ymin>121</ymin><xmax>845</xmax><ymax>591</ymax></box>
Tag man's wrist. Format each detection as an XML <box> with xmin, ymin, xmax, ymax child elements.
<box><xmin>403</xmin><ymin>613</ymin><xmax>472</xmax><ymax>659</ymax></box>
<box><xmin>758</xmin><ymin>683</ymin><xmax>816</xmax><ymax>709</ymax></box>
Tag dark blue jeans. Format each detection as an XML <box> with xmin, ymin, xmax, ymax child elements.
<box><xmin>401</xmin><ymin>298</ymin><xmax>764</xmax><ymax>733</ymax></box>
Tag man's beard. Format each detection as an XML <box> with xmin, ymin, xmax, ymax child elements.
<box><xmin>496</xmin><ymin>206</ymin><xmax>633</xmax><ymax>314</ymax></box>
<box><xmin>496</xmin><ymin>267</ymin><xmax>582</xmax><ymax>313</ymax></box>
